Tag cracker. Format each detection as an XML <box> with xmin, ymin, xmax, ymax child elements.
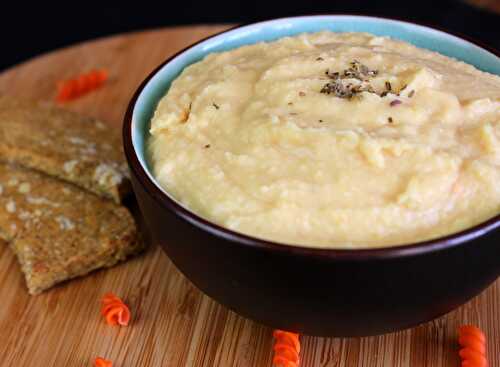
<box><xmin>0</xmin><ymin>163</ymin><xmax>142</xmax><ymax>294</ymax></box>
<box><xmin>0</xmin><ymin>96</ymin><xmax>131</xmax><ymax>203</ymax></box>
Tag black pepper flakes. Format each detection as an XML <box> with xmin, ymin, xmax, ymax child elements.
<box><xmin>316</xmin><ymin>57</ymin><xmax>324</xmax><ymax>61</ymax></box>
<box><xmin>204</xmin><ymin>144</ymin><xmax>211</xmax><ymax>149</ymax></box>
<box><xmin>408</xmin><ymin>90</ymin><xmax>415</xmax><ymax>98</ymax></box>
<box><xmin>390</xmin><ymin>99</ymin><xmax>402</xmax><ymax>107</ymax></box>
<box><xmin>321</xmin><ymin>80</ymin><xmax>359</xmax><ymax>99</ymax></box>
<box><xmin>212</xmin><ymin>103</ymin><xmax>219</xmax><ymax>109</ymax></box>
<box><xmin>321</xmin><ymin>60</ymin><xmax>381</xmax><ymax>99</ymax></box>
<box><xmin>388</xmin><ymin>117</ymin><xmax>393</xmax><ymax>123</ymax></box>
<box><xmin>385</xmin><ymin>81</ymin><xmax>392</xmax><ymax>91</ymax></box>
<box><xmin>319</xmin><ymin>119</ymin><xmax>323</xmax><ymax>123</ymax></box>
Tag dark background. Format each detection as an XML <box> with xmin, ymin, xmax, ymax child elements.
<box><xmin>2</xmin><ymin>1</ymin><xmax>499</xmax><ymax>73</ymax></box>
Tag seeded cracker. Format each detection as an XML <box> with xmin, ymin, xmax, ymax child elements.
<box><xmin>0</xmin><ymin>163</ymin><xmax>142</xmax><ymax>294</ymax></box>
<box><xmin>0</xmin><ymin>96</ymin><xmax>130</xmax><ymax>203</ymax></box>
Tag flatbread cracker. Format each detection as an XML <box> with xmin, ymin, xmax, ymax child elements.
<box><xmin>0</xmin><ymin>163</ymin><xmax>142</xmax><ymax>294</ymax></box>
<box><xmin>0</xmin><ymin>96</ymin><xmax>131</xmax><ymax>203</ymax></box>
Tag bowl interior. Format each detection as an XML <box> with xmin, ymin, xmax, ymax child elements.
<box><xmin>132</xmin><ymin>15</ymin><xmax>500</xmax><ymax>187</ymax></box>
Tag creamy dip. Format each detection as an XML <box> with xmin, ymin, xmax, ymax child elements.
<box><xmin>148</xmin><ymin>32</ymin><xmax>500</xmax><ymax>248</ymax></box>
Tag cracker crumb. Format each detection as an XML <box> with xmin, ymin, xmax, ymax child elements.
<box><xmin>19</xmin><ymin>210</ymin><xmax>31</xmax><ymax>220</ymax></box>
<box><xmin>6</xmin><ymin>200</ymin><xmax>16</xmax><ymax>213</ymax></box>
<box><xmin>63</xmin><ymin>160</ymin><xmax>78</xmax><ymax>173</ymax></box>
<box><xmin>7</xmin><ymin>178</ymin><xmax>18</xmax><ymax>187</ymax></box>
<box><xmin>18</xmin><ymin>182</ymin><xmax>31</xmax><ymax>194</ymax></box>
<box><xmin>68</xmin><ymin>136</ymin><xmax>88</xmax><ymax>145</ymax></box>
<box><xmin>26</xmin><ymin>196</ymin><xmax>61</xmax><ymax>208</ymax></box>
<box><xmin>119</xmin><ymin>163</ymin><xmax>131</xmax><ymax>178</ymax></box>
<box><xmin>94</xmin><ymin>164</ymin><xmax>124</xmax><ymax>186</ymax></box>
<box><xmin>81</xmin><ymin>145</ymin><xmax>97</xmax><ymax>155</ymax></box>
<box><xmin>55</xmin><ymin>215</ymin><xmax>75</xmax><ymax>231</ymax></box>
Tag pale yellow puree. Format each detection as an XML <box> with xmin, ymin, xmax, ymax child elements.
<box><xmin>149</xmin><ymin>32</ymin><xmax>500</xmax><ymax>248</ymax></box>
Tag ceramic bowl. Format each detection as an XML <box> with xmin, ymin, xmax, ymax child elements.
<box><xmin>124</xmin><ymin>15</ymin><xmax>500</xmax><ymax>337</ymax></box>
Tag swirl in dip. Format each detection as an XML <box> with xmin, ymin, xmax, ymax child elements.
<box><xmin>148</xmin><ymin>32</ymin><xmax>500</xmax><ymax>248</ymax></box>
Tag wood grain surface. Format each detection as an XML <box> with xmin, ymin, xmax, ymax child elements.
<box><xmin>466</xmin><ymin>0</ymin><xmax>500</xmax><ymax>13</ymax></box>
<box><xmin>0</xmin><ymin>25</ymin><xmax>498</xmax><ymax>367</ymax></box>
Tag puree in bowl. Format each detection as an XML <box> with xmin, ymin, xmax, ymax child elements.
<box><xmin>148</xmin><ymin>31</ymin><xmax>500</xmax><ymax>248</ymax></box>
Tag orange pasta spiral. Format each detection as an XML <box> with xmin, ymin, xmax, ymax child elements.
<box><xmin>56</xmin><ymin>69</ymin><xmax>108</xmax><ymax>102</ymax></box>
<box><xmin>94</xmin><ymin>357</ymin><xmax>113</xmax><ymax>367</ymax></box>
<box><xmin>272</xmin><ymin>330</ymin><xmax>301</xmax><ymax>367</ymax></box>
<box><xmin>101</xmin><ymin>292</ymin><xmax>131</xmax><ymax>326</ymax></box>
<box><xmin>458</xmin><ymin>325</ymin><xmax>488</xmax><ymax>367</ymax></box>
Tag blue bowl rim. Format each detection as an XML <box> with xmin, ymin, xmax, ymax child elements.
<box><xmin>124</xmin><ymin>15</ymin><xmax>500</xmax><ymax>261</ymax></box>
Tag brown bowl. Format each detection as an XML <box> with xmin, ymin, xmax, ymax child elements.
<box><xmin>123</xmin><ymin>16</ymin><xmax>500</xmax><ymax>337</ymax></box>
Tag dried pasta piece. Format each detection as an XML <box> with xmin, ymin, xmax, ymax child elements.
<box><xmin>57</xmin><ymin>69</ymin><xmax>108</xmax><ymax>102</ymax></box>
<box><xmin>458</xmin><ymin>325</ymin><xmax>488</xmax><ymax>367</ymax></box>
<box><xmin>94</xmin><ymin>357</ymin><xmax>113</xmax><ymax>367</ymax></box>
<box><xmin>272</xmin><ymin>330</ymin><xmax>300</xmax><ymax>367</ymax></box>
<box><xmin>101</xmin><ymin>293</ymin><xmax>131</xmax><ymax>326</ymax></box>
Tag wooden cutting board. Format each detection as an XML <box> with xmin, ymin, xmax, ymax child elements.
<box><xmin>0</xmin><ymin>25</ymin><xmax>498</xmax><ymax>367</ymax></box>
<box><xmin>466</xmin><ymin>0</ymin><xmax>500</xmax><ymax>13</ymax></box>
